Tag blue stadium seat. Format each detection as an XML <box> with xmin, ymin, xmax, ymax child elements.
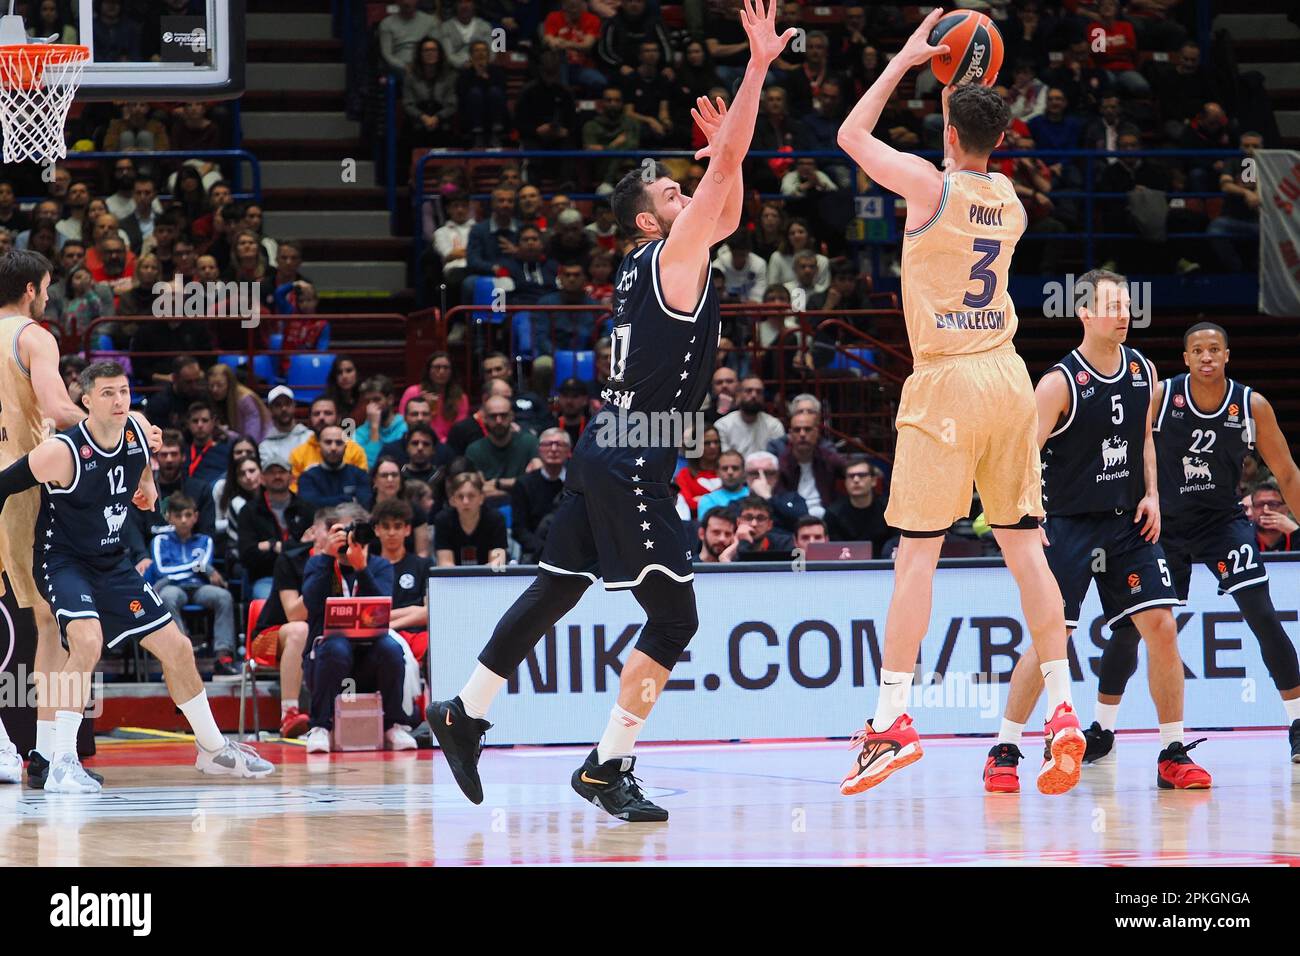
<box><xmin>253</xmin><ymin>354</ymin><xmax>279</xmax><ymax>385</ymax></box>
<box><xmin>470</xmin><ymin>276</ymin><xmax>498</xmax><ymax>325</ymax></box>
<box><xmin>552</xmin><ymin>350</ymin><xmax>595</xmax><ymax>388</ymax></box>
<box><xmin>513</xmin><ymin>312</ymin><xmax>533</xmax><ymax>359</ymax></box>
<box><xmin>217</xmin><ymin>354</ymin><xmax>245</xmax><ymax>370</ymax></box>
<box><xmin>829</xmin><ymin>347</ymin><xmax>877</xmax><ymax>374</ymax></box>
<box><xmin>286</xmin><ymin>353</ymin><xmax>335</xmax><ymax>403</ymax></box>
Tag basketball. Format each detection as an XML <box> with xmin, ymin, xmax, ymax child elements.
<box><xmin>929</xmin><ymin>10</ymin><xmax>1004</xmax><ymax>87</ymax></box>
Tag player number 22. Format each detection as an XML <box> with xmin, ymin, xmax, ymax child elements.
<box><xmin>962</xmin><ymin>239</ymin><xmax>1002</xmax><ymax>310</ymax></box>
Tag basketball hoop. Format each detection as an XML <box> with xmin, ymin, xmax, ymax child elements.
<box><xmin>0</xmin><ymin>13</ymin><xmax>89</xmax><ymax>164</ymax></box>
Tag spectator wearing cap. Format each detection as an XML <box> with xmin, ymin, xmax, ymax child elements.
<box><xmin>824</xmin><ymin>455</ymin><xmax>893</xmax><ymax>555</ymax></box>
<box><xmin>238</xmin><ymin>449</ymin><xmax>319</xmax><ymax>600</ymax></box>
<box><xmin>299</xmin><ymin>425</ymin><xmax>375</xmax><ymax>509</ymax></box>
<box><xmin>547</xmin><ymin>208</ymin><xmax>595</xmax><ymax>268</ymax></box>
<box><xmin>774</xmin><ymin>408</ymin><xmax>844</xmax><ymax>520</ymax></box>
<box><xmin>511</xmin><ymin>426</ymin><xmax>571</xmax><ymax>562</ymax></box>
<box><xmin>550</xmin><ymin>378</ymin><xmax>595</xmax><ymax>447</ymax></box>
<box><xmin>259</xmin><ymin>385</ymin><xmax>313</xmax><ymax>465</ymax></box>
<box><xmin>466</xmin><ymin>395</ymin><xmax>540</xmax><ymax>501</ymax></box>
<box><xmin>712</xmin><ymin>231</ymin><xmax>767</xmax><ymax>304</ymax></box>
<box><xmin>715</xmin><ymin>377</ymin><xmax>786</xmax><ymax>459</ymax></box>
<box><xmin>289</xmin><ymin>396</ymin><xmax>371</xmax><ymax>483</ymax></box>
<box><xmin>534</xmin><ymin>262</ymin><xmax>601</xmax><ymax>359</ymax></box>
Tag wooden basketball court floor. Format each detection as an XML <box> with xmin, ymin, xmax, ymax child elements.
<box><xmin>1</xmin><ymin>731</ymin><xmax>1297</xmax><ymax>866</ymax></box>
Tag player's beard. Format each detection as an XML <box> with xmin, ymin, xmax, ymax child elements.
<box><xmin>29</xmin><ymin>293</ymin><xmax>46</xmax><ymax>320</ymax></box>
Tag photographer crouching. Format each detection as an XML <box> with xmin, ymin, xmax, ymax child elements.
<box><xmin>300</xmin><ymin>505</ymin><xmax>416</xmax><ymax>753</ymax></box>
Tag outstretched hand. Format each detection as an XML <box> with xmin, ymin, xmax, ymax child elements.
<box><xmin>740</xmin><ymin>0</ymin><xmax>798</xmax><ymax>67</ymax></box>
<box><xmin>896</xmin><ymin>7</ymin><xmax>950</xmax><ymax>70</ymax></box>
<box><xmin>691</xmin><ymin>95</ymin><xmax>728</xmax><ymax>161</ymax></box>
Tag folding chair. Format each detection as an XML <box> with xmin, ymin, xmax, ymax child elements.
<box><xmin>237</xmin><ymin>598</ymin><xmax>278</xmax><ymax>738</ymax></box>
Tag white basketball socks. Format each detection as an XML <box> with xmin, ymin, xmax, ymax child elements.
<box><xmin>1040</xmin><ymin>659</ymin><xmax>1072</xmax><ymax>711</ymax></box>
<box><xmin>998</xmin><ymin>718</ymin><xmax>1025</xmax><ymax>746</ymax></box>
<box><xmin>871</xmin><ymin>668</ymin><xmax>914</xmax><ymax>731</ymax></box>
<box><xmin>596</xmin><ymin>705</ymin><xmax>645</xmax><ymax>764</ymax></box>
<box><xmin>1284</xmin><ymin>696</ymin><xmax>1300</xmax><ymax>723</ymax></box>
<box><xmin>52</xmin><ymin>710</ymin><xmax>82</xmax><ymax>761</ymax></box>
<box><xmin>36</xmin><ymin>719</ymin><xmax>55</xmax><ymax>760</ymax></box>
<box><xmin>1095</xmin><ymin>702</ymin><xmax>1121</xmax><ymax>732</ymax></box>
<box><xmin>1158</xmin><ymin>721</ymin><xmax>1184</xmax><ymax>749</ymax></box>
<box><xmin>178</xmin><ymin>690</ymin><xmax>226</xmax><ymax>753</ymax></box>
<box><xmin>459</xmin><ymin>664</ymin><xmax>506</xmax><ymax>720</ymax></box>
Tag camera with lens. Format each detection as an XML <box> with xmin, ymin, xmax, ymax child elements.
<box><xmin>342</xmin><ymin>521</ymin><xmax>376</xmax><ymax>548</ymax></box>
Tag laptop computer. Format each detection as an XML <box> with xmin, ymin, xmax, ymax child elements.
<box><xmin>803</xmin><ymin>541</ymin><xmax>874</xmax><ymax>560</ymax></box>
<box><xmin>324</xmin><ymin>596</ymin><xmax>392</xmax><ymax>640</ymax></box>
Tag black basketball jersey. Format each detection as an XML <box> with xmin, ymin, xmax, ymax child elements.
<box><xmin>599</xmin><ymin>238</ymin><xmax>721</xmax><ymax>419</ymax></box>
<box><xmin>1153</xmin><ymin>373</ymin><xmax>1255</xmax><ymax>528</ymax></box>
<box><xmin>36</xmin><ymin>415</ymin><xmax>152</xmax><ymax>567</ymax></box>
<box><xmin>1041</xmin><ymin>346</ymin><xmax>1154</xmax><ymax>515</ymax></box>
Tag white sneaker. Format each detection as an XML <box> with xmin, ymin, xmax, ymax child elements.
<box><xmin>385</xmin><ymin>724</ymin><xmax>417</xmax><ymax>751</ymax></box>
<box><xmin>304</xmin><ymin>726</ymin><xmax>331</xmax><ymax>753</ymax></box>
<box><xmin>196</xmin><ymin>739</ymin><xmax>275</xmax><ymax>778</ymax></box>
<box><xmin>0</xmin><ymin>743</ymin><xmax>21</xmax><ymax>784</ymax></box>
<box><xmin>44</xmin><ymin>752</ymin><xmax>102</xmax><ymax>793</ymax></box>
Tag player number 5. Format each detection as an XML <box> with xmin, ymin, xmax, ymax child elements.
<box><xmin>1158</xmin><ymin>557</ymin><xmax>1171</xmax><ymax>587</ymax></box>
<box><xmin>1111</xmin><ymin>394</ymin><xmax>1124</xmax><ymax>425</ymax></box>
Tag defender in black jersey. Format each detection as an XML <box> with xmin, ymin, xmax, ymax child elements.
<box><xmin>982</xmin><ymin>271</ymin><xmax>1210</xmax><ymax>794</ymax></box>
<box><xmin>1094</xmin><ymin>323</ymin><xmax>1300</xmax><ymax>762</ymax></box>
<box><xmin>427</xmin><ymin>1</ymin><xmax>797</xmax><ymax>822</ymax></box>
<box><xmin>0</xmin><ymin>361</ymin><xmax>273</xmax><ymax>791</ymax></box>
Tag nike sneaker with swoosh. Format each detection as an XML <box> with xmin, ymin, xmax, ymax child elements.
<box><xmin>839</xmin><ymin>713</ymin><xmax>923</xmax><ymax>795</ymax></box>
<box><xmin>1036</xmin><ymin>701</ymin><xmax>1085</xmax><ymax>795</ymax></box>
<box><xmin>26</xmin><ymin>750</ymin><xmax>103</xmax><ymax>790</ymax></box>
<box><xmin>428</xmin><ymin>696</ymin><xmax>492</xmax><ymax>805</ymax></box>
<box><xmin>570</xmin><ymin>749</ymin><xmax>668</xmax><ymax>822</ymax></box>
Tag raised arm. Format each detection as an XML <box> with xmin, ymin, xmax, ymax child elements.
<box><xmin>837</xmin><ymin>8</ymin><xmax>947</xmax><ymax>220</ymax></box>
<box><xmin>21</xmin><ymin>323</ymin><xmax>85</xmax><ymax>430</ymax></box>
<box><xmin>690</xmin><ymin>95</ymin><xmax>745</xmax><ymax>246</ymax></box>
<box><xmin>658</xmin><ymin>0</ymin><xmax>794</xmax><ymax>308</ymax></box>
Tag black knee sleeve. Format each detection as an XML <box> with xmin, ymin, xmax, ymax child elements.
<box><xmin>478</xmin><ymin>572</ymin><xmax>591</xmax><ymax>676</ymax></box>
<box><xmin>1098</xmin><ymin>620</ymin><xmax>1142</xmax><ymax>697</ymax></box>
<box><xmin>1233</xmin><ymin>584</ymin><xmax>1300</xmax><ymax>691</ymax></box>
<box><xmin>630</xmin><ymin>574</ymin><xmax>699</xmax><ymax>670</ymax></box>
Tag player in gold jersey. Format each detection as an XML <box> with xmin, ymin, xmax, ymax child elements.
<box><xmin>0</xmin><ymin>250</ymin><xmax>161</xmax><ymax>788</ymax></box>
<box><xmin>833</xmin><ymin>10</ymin><xmax>1084</xmax><ymax>794</ymax></box>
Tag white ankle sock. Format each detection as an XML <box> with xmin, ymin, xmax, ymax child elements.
<box><xmin>53</xmin><ymin>710</ymin><xmax>82</xmax><ymax>760</ymax></box>
<box><xmin>1095</xmin><ymin>702</ymin><xmax>1120</xmax><ymax>732</ymax></box>
<box><xmin>1040</xmin><ymin>659</ymin><xmax>1072</xmax><ymax>711</ymax></box>
<box><xmin>596</xmin><ymin>705</ymin><xmax>645</xmax><ymax>764</ymax></box>
<box><xmin>998</xmin><ymin>718</ymin><xmax>1025</xmax><ymax>746</ymax></box>
<box><xmin>178</xmin><ymin>690</ymin><xmax>226</xmax><ymax>752</ymax></box>
<box><xmin>281</xmin><ymin>699</ymin><xmax>294</xmax><ymax>718</ymax></box>
<box><xmin>459</xmin><ymin>664</ymin><xmax>506</xmax><ymax>720</ymax></box>
<box><xmin>36</xmin><ymin>719</ymin><xmax>55</xmax><ymax>760</ymax></box>
<box><xmin>1284</xmin><ymin>697</ymin><xmax>1300</xmax><ymax>723</ymax></box>
<box><xmin>1158</xmin><ymin>721</ymin><xmax>1184</xmax><ymax>749</ymax></box>
<box><xmin>872</xmin><ymin>668</ymin><xmax>914</xmax><ymax>730</ymax></box>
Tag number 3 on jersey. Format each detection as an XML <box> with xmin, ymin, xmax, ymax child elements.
<box><xmin>962</xmin><ymin>239</ymin><xmax>1002</xmax><ymax>309</ymax></box>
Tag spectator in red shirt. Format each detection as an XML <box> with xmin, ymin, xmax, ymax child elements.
<box><xmin>674</xmin><ymin>426</ymin><xmax>723</xmax><ymax>519</ymax></box>
<box><xmin>1087</xmin><ymin>0</ymin><xmax>1150</xmax><ymax>96</ymax></box>
<box><xmin>542</xmin><ymin>0</ymin><xmax>607</xmax><ymax>93</ymax></box>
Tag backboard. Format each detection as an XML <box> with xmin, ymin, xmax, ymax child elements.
<box><xmin>61</xmin><ymin>0</ymin><xmax>245</xmax><ymax>101</ymax></box>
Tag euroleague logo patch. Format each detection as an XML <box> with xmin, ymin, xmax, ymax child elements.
<box><xmin>1075</xmin><ymin>370</ymin><xmax>1090</xmax><ymax>386</ymax></box>
<box><xmin>80</xmin><ymin>445</ymin><xmax>94</xmax><ymax>459</ymax></box>
<box><xmin>1228</xmin><ymin>403</ymin><xmax>1240</xmax><ymax>418</ymax></box>
<box><xmin>1127</xmin><ymin>572</ymin><xmax>1142</xmax><ymax>593</ymax></box>
<box><xmin>126</xmin><ymin>429</ymin><xmax>137</xmax><ymax>445</ymax></box>
<box><xmin>1218</xmin><ymin>561</ymin><xmax>1228</xmax><ymax>576</ymax></box>
<box><xmin>129</xmin><ymin>599</ymin><xmax>144</xmax><ymax>618</ymax></box>
<box><xmin>1129</xmin><ymin>361</ymin><xmax>1141</xmax><ymax>376</ymax></box>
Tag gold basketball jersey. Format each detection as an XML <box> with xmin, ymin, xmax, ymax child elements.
<box><xmin>901</xmin><ymin>170</ymin><xmax>1026</xmax><ymax>363</ymax></box>
<box><xmin>0</xmin><ymin>315</ymin><xmax>47</xmax><ymax>466</ymax></box>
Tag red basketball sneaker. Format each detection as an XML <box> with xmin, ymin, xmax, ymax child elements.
<box><xmin>840</xmin><ymin>714</ymin><xmax>924</xmax><ymax>795</ymax></box>
<box><xmin>1036</xmin><ymin>702</ymin><xmax>1085</xmax><ymax>795</ymax></box>
<box><xmin>983</xmin><ymin>742</ymin><xmax>1023</xmax><ymax>794</ymax></box>
<box><xmin>1157</xmin><ymin>738</ymin><xmax>1212</xmax><ymax>789</ymax></box>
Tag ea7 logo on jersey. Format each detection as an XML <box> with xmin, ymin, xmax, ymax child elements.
<box><xmin>1101</xmin><ymin>438</ymin><xmax>1128</xmax><ymax>469</ymax></box>
<box><xmin>103</xmin><ymin>503</ymin><xmax>128</xmax><ymax>537</ymax></box>
<box><xmin>1182</xmin><ymin>456</ymin><xmax>1212</xmax><ymax>482</ymax></box>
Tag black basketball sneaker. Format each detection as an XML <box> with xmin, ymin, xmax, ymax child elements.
<box><xmin>1083</xmin><ymin>722</ymin><xmax>1115</xmax><ymax>763</ymax></box>
<box><xmin>1289</xmin><ymin>720</ymin><xmax>1300</xmax><ymax>764</ymax></box>
<box><xmin>571</xmin><ymin>749</ymin><xmax>669</xmax><ymax>822</ymax></box>
<box><xmin>26</xmin><ymin>751</ymin><xmax>104</xmax><ymax>790</ymax></box>
<box><xmin>427</xmin><ymin>697</ymin><xmax>492</xmax><ymax>805</ymax></box>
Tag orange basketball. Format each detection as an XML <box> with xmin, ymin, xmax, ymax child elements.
<box><xmin>929</xmin><ymin>10</ymin><xmax>1003</xmax><ymax>87</ymax></box>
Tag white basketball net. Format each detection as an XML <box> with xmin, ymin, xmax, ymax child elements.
<box><xmin>0</xmin><ymin>44</ymin><xmax>88</xmax><ymax>164</ymax></box>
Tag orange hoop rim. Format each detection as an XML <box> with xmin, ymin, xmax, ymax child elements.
<box><xmin>0</xmin><ymin>44</ymin><xmax>90</xmax><ymax>90</ymax></box>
